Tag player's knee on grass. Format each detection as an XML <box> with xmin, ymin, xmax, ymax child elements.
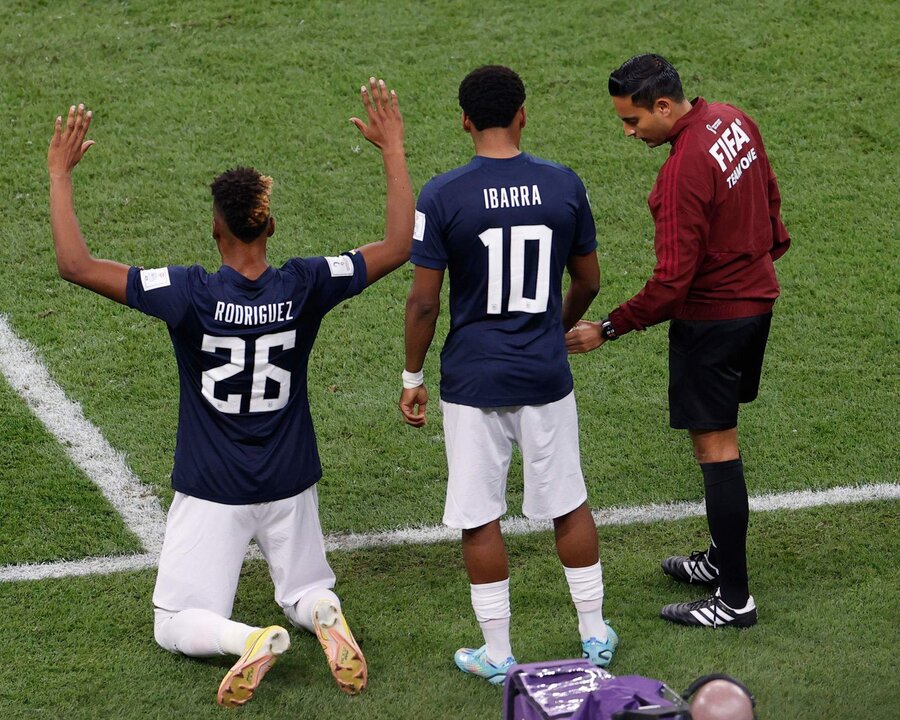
<box><xmin>154</xmin><ymin>607</ymin><xmax>181</xmax><ymax>653</ymax></box>
<box><xmin>154</xmin><ymin>607</ymin><xmax>249</xmax><ymax>657</ymax></box>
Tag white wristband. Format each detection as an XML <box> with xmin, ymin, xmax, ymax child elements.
<box><xmin>402</xmin><ymin>369</ymin><xmax>424</xmax><ymax>389</ymax></box>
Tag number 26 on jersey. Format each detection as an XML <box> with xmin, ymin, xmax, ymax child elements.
<box><xmin>200</xmin><ymin>331</ymin><xmax>295</xmax><ymax>414</ymax></box>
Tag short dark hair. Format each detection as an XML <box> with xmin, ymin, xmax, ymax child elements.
<box><xmin>458</xmin><ymin>65</ymin><xmax>526</xmax><ymax>131</ymax></box>
<box><xmin>608</xmin><ymin>54</ymin><xmax>685</xmax><ymax>109</ymax></box>
<box><xmin>210</xmin><ymin>167</ymin><xmax>273</xmax><ymax>243</ymax></box>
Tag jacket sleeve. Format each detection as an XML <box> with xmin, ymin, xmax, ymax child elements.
<box><xmin>609</xmin><ymin>153</ymin><xmax>710</xmax><ymax>335</ymax></box>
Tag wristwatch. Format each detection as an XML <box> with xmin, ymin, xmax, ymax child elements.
<box><xmin>600</xmin><ymin>316</ymin><xmax>618</xmax><ymax>341</ymax></box>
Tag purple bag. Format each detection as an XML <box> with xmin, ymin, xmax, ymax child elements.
<box><xmin>503</xmin><ymin>661</ymin><xmax>691</xmax><ymax>720</ymax></box>
<box><xmin>503</xmin><ymin>660</ymin><xmax>615</xmax><ymax>720</ymax></box>
<box><xmin>572</xmin><ymin>675</ymin><xmax>690</xmax><ymax>720</ymax></box>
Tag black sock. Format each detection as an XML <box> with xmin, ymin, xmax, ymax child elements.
<box><xmin>701</xmin><ymin>458</ymin><xmax>749</xmax><ymax>608</ymax></box>
<box><xmin>706</xmin><ymin>539</ymin><xmax>719</xmax><ymax>567</ymax></box>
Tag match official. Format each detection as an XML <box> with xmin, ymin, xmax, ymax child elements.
<box><xmin>566</xmin><ymin>54</ymin><xmax>790</xmax><ymax>628</ymax></box>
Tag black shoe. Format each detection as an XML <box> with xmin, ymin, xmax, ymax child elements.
<box><xmin>661</xmin><ymin>591</ymin><xmax>757</xmax><ymax>628</ymax></box>
<box><xmin>661</xmin><ymin>549</ymin><xmax>719</xmax><ymax>585</ymax></box>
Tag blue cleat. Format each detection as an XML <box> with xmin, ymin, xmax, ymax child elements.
<box><xmin>581</xmin><ymin>622</ymin><xmax>619</xmax><ymax>667</ymax></box>
<box><xmin>454</xmin><ymin>645</ymin><xmax>516</xmax><ymax>685</ymax></box>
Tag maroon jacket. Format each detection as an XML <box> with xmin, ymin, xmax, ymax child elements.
<box><xmin>609</xmin><ymin>97</ymin><xmax>790</xmax><ymax>335</ymax></box>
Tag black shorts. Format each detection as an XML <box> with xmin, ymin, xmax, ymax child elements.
<box><xmin>668</xmin><ymin>313</ymin><xmax>772</xmax><ymax>430</ymax></box>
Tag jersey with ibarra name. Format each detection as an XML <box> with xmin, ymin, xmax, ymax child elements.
<box><xmin>126</xmin><ymin>252</ymin><xmax>366</xmax><ymax>504</ymax></box>
<box><xmin>412</xmin><ymin>152</ymin><xmax>597</xmax><ymax>407</ymax></box>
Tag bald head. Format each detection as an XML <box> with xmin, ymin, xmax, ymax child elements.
<box><xmin>690</xmin><ymin>679</ymin><xmax>755</xmax><ymax>720</ymax></box>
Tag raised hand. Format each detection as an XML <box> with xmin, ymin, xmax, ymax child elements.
<box><xmin>349</xmin><ymin>77</ymin><xmax>414</xmax><ymax>286</ymax></box>
<box><xmin>351</xmin><ymin>77</ymin><xmax>404</xmax><ymax>154</ymax></box>
<box><xmin>48</xmin><ymin>104</ymin><xmax>95</xmax><ymax>179</ymax></box>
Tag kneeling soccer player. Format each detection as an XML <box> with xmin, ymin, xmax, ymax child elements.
<box><xmin>47</xmin><ymin>79</ymin><xmax>413</xmax><ymax>706</ymax></box>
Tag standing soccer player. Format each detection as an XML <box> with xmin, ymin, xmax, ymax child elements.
<box><xmin>567</xmin><ymin>54</ymin><xmax>790</xmax><ymax>627</ymax></box>
<box><xmin>47</xmin><ymin>78</ymin><xmax>413</xmax><ymax>706</ymax></box>
<box><xmin>401</xmin><ymin>65</ymin><xmax>617</xmax><ymax>684</ymax></box>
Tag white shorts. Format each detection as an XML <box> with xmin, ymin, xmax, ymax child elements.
<box><xmin>152</xmin><ymin>486</ymin><xmax>335</xmax><ymax>618</ymax></box>
<box><xmin>441</xmin><ymin>391</ymin><xmax>587</xmax><ymax>529</ymax></box>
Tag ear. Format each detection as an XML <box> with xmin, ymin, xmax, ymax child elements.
<box><xmin>212</xmin><ymin>215</ymin><xmax>221</xmax><ymax>241</ymax></box>
<box><xmin>267</xmin><ymin>216</ymin><xmax>275</xmax><ymax>238</ymax></box>
<box><xmin>656</xmin><ymin>98</ymin><xmax>673</xmax><ymax>116</ymax></box>
<box><xmin>461</xmin><ymin>112</ymin><xmax>473</xmax><ymax>134</ymax></box>
<box><xmin>518</xmin><ymin>105</ymin><xmax>527</xmax><ymax>130</ymax></box>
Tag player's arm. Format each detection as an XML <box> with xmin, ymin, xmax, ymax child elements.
<box><xmin>48</xmin><ymin>104</ymin><xmax>129</xmax><ymax>304</ymax></box>
<box><xmin>399</xmin><ymin>266</ymin><xmax>443</xmax><ymax>427</ymax></box>
<box><xmin>351</xmin><ymin>77</ymin><xmax>414</xmax><ymax>286</ymax></box>
<box><xmin>562</xmin><ymin>249</ymin><xmax>600</xmax><ymax>332</ymax></box>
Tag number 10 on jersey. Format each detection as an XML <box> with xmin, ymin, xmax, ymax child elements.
<box><xmin>480</xmin><ymin>224</ymin><xmax>552</xmax><ymax>315</ymax></box>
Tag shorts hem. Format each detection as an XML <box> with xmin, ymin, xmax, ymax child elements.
<box><xmin>670</xmin><ymin>420</ymin><xmax>738</xmax><ymax>431</ymax></box>
<box><xmin>277</xmin><ymin>581</ymin><xmax>337</xmax><ymax>611</ymax></box>
<box><xmin>443</xmin><ymin>512</ymin><xmax>504</xmax><ymax>530</ymax></box>
<box><xmin>523</xmin><ymin>490</ymin><xmax>587</xmax><ymax>522</ymax></box>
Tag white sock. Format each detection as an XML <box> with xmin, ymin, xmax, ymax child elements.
<box><xmin>154</xmin><ymin>607</ymin><xmax>256</xmax><ymax>657</ymax></box>
<box><xmin>470</xmin><ymin>579</ymin><xmax>512</xmax><ymax>664</ymax></box>
<box><xmin>715</xmin><ymin>588</ymin><xmax>756</xmax><ymax>613</ymax></box>
<box><xmin>563</xmin><ymin>561</ymin><xmax>608</xmax><ymax>642</ymax></box>
<box><xmin>284</xmin><ymin>587</ymin><xmax>341</xmax><ymax>634</ymax></box>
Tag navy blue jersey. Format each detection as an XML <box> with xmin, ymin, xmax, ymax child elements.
<box><xmin>126</xmin><ymin>252</ymin><xmax>367</xmax><ymax>504</ymax></box>
<box><xmin>411</xmin><ymin>153</ymin><xmax>597</xmax><ymax>407</ymax></box>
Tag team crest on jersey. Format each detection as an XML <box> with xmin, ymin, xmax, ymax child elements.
<box><xmin>413</xmin><ymin>210</ymin><xmax>426</xmax><ymax>241</ymax></box>
<box><xmin>140</xmin><ymin>267</ymin><xmax>171</xmax><ymax>291</ymax></box>
<box><xmin>325</xmin><ymin>255</ymin><xmax>354</xmax><ymax>277</ymax></box>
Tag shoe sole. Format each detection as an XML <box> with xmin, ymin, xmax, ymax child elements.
<box><xmin>216</xmin><ymin>629</ymin><xmax>283</xmax><ymax>707</ymax></box>
<box><xmin>313</xmin><ymin>602</ymin><xmax>367</xmax><ymax>695</ymax></box>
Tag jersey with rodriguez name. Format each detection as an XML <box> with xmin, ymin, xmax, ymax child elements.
<box><xmin>126</xmin><ymin>252</ymin><xmax>367</xmax><ymax>505</ymax></box>
<box><xmin>412</xmin><ymin>153</ymin><xmax>597</xmax><ymax>407</ymax></box>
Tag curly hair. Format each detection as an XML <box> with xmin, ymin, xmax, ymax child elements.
<box><xmin>608</xmin><ymin>54</ymin><xmax>685</xmax><ymax>110</ymax></box>
<box><xmin>458</xmin><ymin>65</ymin><xmax>526</xmax><ymax>131</ymax></box>
<box><xmin>210</xmin><ymin>167</ymin><xmax>274</xmax><ymax>243</ymax></box>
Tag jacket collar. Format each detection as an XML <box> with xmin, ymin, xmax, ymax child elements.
<box><xmin>667</xmin><ymin>97</ymin><xmax>706</xmax><ymax>143</ymax></box>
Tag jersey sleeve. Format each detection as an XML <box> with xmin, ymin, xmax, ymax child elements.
<box><xmin>571</xmin><ymin>174</ymin><xmax>598</xmax><ymax>256</ymax></box>
<box><xmin>409</xmin><ymin>181</ymin><xmax>448</xmax><ymax>270</ymax></box>
<box><xmin>297</xmin><ymin>250</ymin><xmax>368</xmax><ymax>315</ymax></box>
<box><xmin>126</xmin><ymin>265</ymin><xmax>192</xmax><ymax>327</ymax></box>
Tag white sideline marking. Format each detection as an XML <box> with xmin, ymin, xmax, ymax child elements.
<box><xmin>1</xmin><ymin>315</ymin><xmax>898</xmax><ymax>583</ymax></box>
<box><xmin>0</xmin><ymin>553</ymin><xmax>158</xmax><ymax>582</ymax></box>
<box><xmin>324</xmin><ymin>482</ymin><xmax>900</xmax><ymax>552</ymax></box>
<box><xmin>0</xmin><ymin>315</ymin><xmax>166</xmax><ymax>557</ymax></box>
<box><xmin>5</xmin><ymin>482</ymin><xmax>897</xmax><ymax>582</ymax></box>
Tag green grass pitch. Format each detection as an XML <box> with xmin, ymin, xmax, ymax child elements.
<box><xmin>0</xmin><ymin>0</ymin><xmax>897</xmax><ymax>718</ymax></box>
